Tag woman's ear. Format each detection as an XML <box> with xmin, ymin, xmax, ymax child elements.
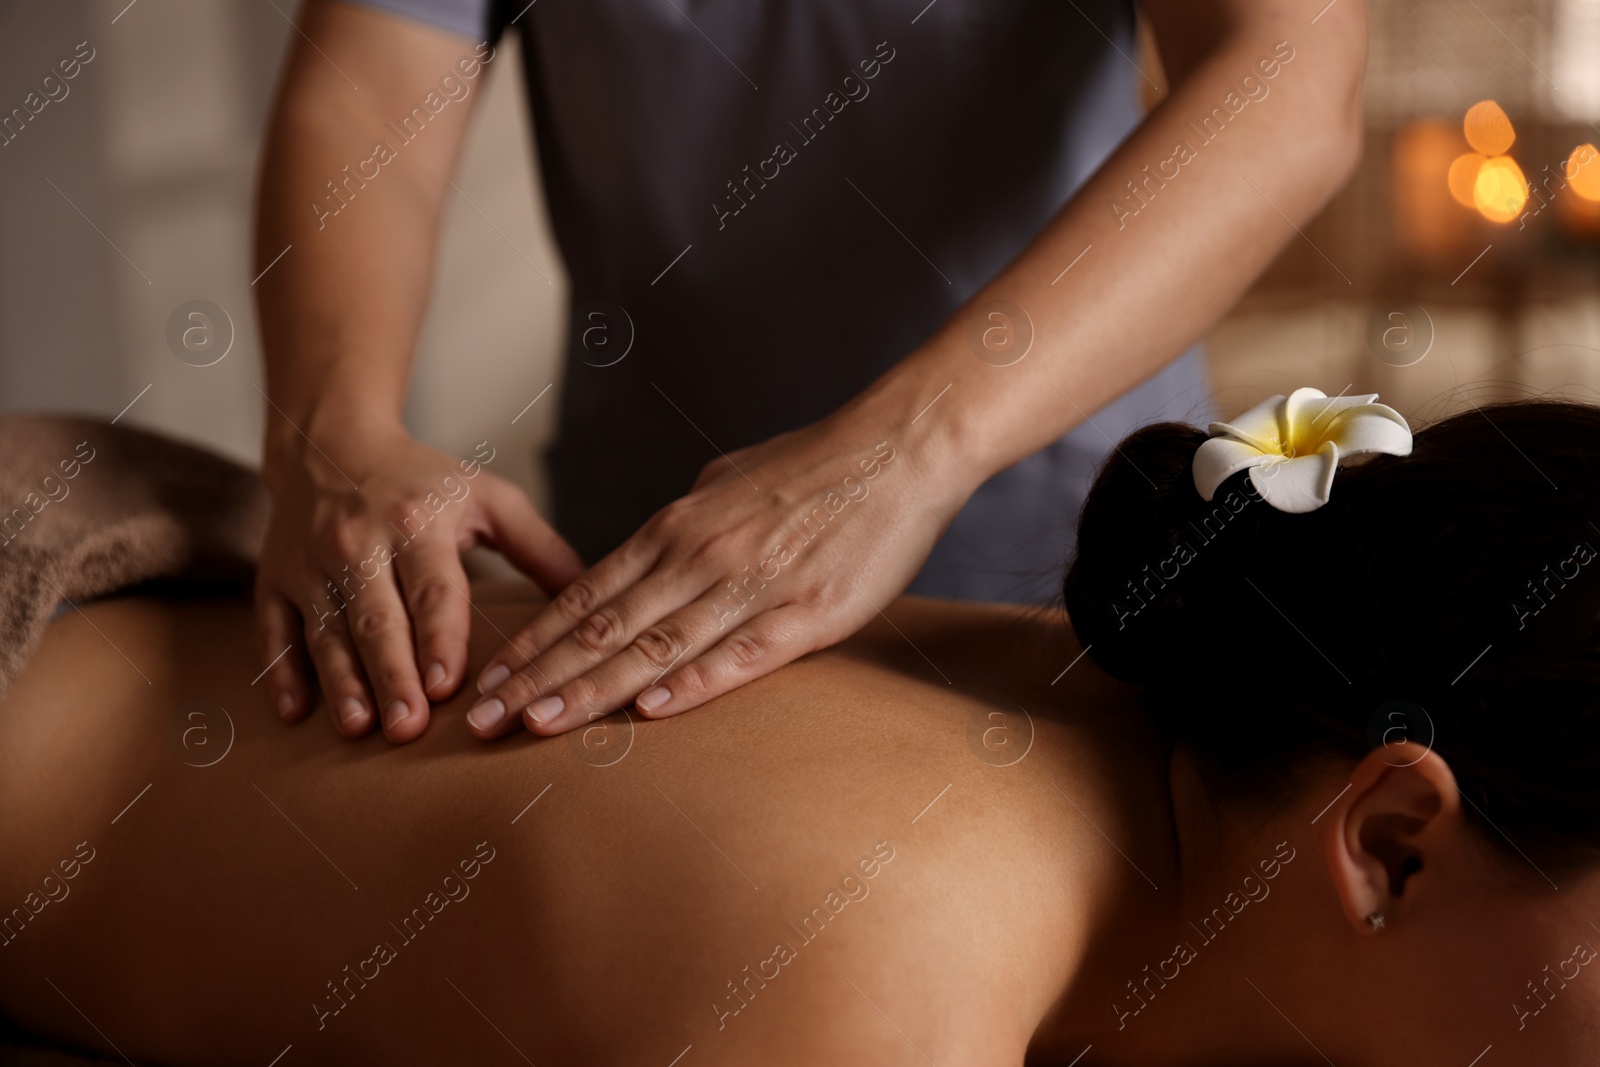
<box><xmin>1321</xmin><ymin>741</ymin><xmax>1463</xmax><ymax>934</ymax></box>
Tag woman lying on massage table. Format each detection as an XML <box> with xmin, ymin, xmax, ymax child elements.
<box><xmin>2</xmin><ymin>395</ymin><xmax>1598</xmax><ymax>1067</ymax></box>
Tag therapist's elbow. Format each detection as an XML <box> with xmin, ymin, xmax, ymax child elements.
<box><xmin>1307</xmin><ymin>86</ymin><xmax>1364</xmax><ymax>203</ymax></box>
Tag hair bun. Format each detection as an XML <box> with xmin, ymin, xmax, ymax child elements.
<box><xmin>1063</xmin><ymin>422</ymin><xmax>1264</xmax><ymax>685</ymax></box>
<box><xmin>1063</xmin><ymin>399</ymin><xmax>1600</xmax><ymax>874</ymax></box>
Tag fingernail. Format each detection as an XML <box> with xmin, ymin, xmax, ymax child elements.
<box><xmin>637</xmin><ymin>686</ymin><xmax>671</xmax><ymax>713</ymax></box>
<box><xmin>424</xmin><ymin>662</ymin><xmax>447</xmax><ymax>693</ymax></box>
<box><xmin>276</xmin><ymin>690</ymin><xmax>296</xmax><ymax>720</ymax></box>
<box><xmin>477</xmin><ymin>664</ymin><xmax>510</xmax><ymax>694</ymax></box>
<box><xmin>383</xmin><ymin>700</ymin><xmax>410</xmax><ymax>731</ymax></box>
<box><xmin>526</xmin><ymin>695</ymin><xmax>564</xmax><ymax>725</ymax></box>
<box><xmin>467</xmin><ymin>698</ymin><xmax>506</xmax><ymax>731</ymax></box>
<box><xmin>338</xmin><ymin>698</ymin><xmax>367</xmax><ymax>727</ymax></box>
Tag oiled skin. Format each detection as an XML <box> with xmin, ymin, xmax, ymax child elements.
<box><xmin>0</xmin><ymin>585</ymin><xmax>1171</xmax><ymax>1066</ymax></box>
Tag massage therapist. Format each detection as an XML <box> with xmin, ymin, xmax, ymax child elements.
<box><xmin>252</xmin><ymin>0</ymin><xmax>1366</xmax><ymax>742</ymax></box>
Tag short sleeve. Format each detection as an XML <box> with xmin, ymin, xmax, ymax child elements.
<box><xmin>342</xmin><ymin>0</ymin><xmax>507</xmax><ymax>42</ymax></box>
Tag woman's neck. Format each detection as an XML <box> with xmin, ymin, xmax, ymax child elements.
<box><xmin>1028</xmin><ymin>750</ymin><xmax>1338</xmax><ymax>1067</ymax></box>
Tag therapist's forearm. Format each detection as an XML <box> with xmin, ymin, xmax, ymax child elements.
<box><xmin>255</xmin><ymin>106</ymin><xmax>426</xmax><ymax>464</ymax></box>
<box><xmin>853</xmin><ymin>5</ymin><xmax>1366</xmax><ymax>491</ymax></box>
<box><xmin>253</xmin><ymin>0</ymin><xmax>481</xmax><ymax>474</ymax></box>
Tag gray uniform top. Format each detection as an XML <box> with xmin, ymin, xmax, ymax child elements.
<box><xmin>354</xmin><ymin>0</ymin><xmax>1210</xmax><ymax>604</ymax></box>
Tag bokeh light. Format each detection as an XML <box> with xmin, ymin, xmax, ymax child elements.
<box><xmin>1443</xmin><ymin>101</ymin><xmax>1530</xmax><ymax>224</ymax></box>
<box><xmin>1464</xmin><ymin>100</ymin><xmax>1515</xmax><ymax>156</ymax></box>
<box><xmin>1474</xmin><ymin>155</ymin><xmax>1528</xmax><ymax>223</ymax></box>
<box><xmin>1448</xmin><ymin>152</ymin><xmax>1486</xmax><ymax>208</ymax></box>
<box><xmin>1568</xmin><ymin>144</ymin><xmax>1600</xmax><ymax>202</ymax></box>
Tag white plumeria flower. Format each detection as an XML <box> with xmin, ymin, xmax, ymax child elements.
<box><xmin>1193</xmin><ymin>388</ymin><xmax>1413</xmax><ymax>514</ymax></box>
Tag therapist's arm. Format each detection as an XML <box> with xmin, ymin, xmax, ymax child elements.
<box><xmin>467</xmin><ymin>0</ymin><xmax>1365</xmax><ymax>738</ymax></box>
<box><xmin>254</xmin><ymin>0</ymin><xmax>580</xmax><ymax>742</ymax></box>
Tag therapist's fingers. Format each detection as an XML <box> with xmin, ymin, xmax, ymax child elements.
<box><xmin>480</xmin><ymin>568</ymin><xmax>710</xmax><ymax>715</ymax></box>
<box><xmin>475</xmin><ymin>530</ymin><xmax>661</xmax><ymax>696</ymax></box>
<box><xmin>478</xmin><ymin>475</ymin><xmax>585</xmax><ymax>595</ymax></box>
<box><xmin>633</xmin><ymin>605</ymin><xmax>820</xmax><ymax>718</ymax></box>
<box><xmin>469</xmin><ymin>578</ymin><xmax>722</xmax><ymax>738</ymax></box>
<box><xmin>536</xmin><ymin>604</ymin><xmax>819</xmax><ymax>733</ymax></box>
<box><xmin>339</xmin><ymin>566</ymin><xmax>430</xmax><ymax>742</ymax></box>
<box><xmin>255</xmin><ymin>585</ymin><xmax>311</xmax><ymax>722</ymax></box>
<box><xmin>395</xmin><ymin>538</ymin><xmax>472</xmax><ymax>704</ymax></box>
<box><xmin>303</xmin><ymin>611</ymin><xmax>377</xmax><ymax>737</ymax></box>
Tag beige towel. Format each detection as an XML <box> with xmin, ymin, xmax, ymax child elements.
<box><xmin>0</xmin><ymin>414</ymin><xmax>267</xmax><ymax>696</ymax></box>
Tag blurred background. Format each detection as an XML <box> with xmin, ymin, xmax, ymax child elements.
<box><xmin>1</xmin><ymin>0</ymin><xmax>1597</xmax><ymax>513</ymax></box>
<box><xmin>1199</xmin><ymin>0</ymin><xmax>1600</xmax><ymax>426</ymax></box>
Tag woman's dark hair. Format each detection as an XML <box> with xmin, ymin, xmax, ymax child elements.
<box><xmin>1065</xmin><ymin>398</ymin><xmax>1600</xmax><ymax>874</ymax></box>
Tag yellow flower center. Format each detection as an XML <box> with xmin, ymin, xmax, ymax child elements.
<box><xmin>1281</xmin><ymin>419</ymin><xmax>1329</xmax><ymax>459</ymax></box>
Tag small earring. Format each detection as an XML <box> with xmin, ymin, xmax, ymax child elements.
<box><xmin>1366</xmin><ymin>911</ymin><xmax>1386</xmax><ymax>931</ymax></box>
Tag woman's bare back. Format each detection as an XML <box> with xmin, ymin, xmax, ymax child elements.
<box><xmin>0</xmin><ymin>585</ymin><xmax>1168</xmax><ymax>1066</ymax></box>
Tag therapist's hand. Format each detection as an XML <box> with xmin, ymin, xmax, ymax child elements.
<box><xmin>256</xmin><ymin>420</ymin><xmax>583</xmax><ymax>742</ymax></box>
<box><xmin>465</xmin><ymin>409</ymin><xmax>967</xmax><ymax>738</ymax></box>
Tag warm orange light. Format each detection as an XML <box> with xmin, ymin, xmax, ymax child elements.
<box><xmin>1568</xmin><ymin>143</ymin><xmax>1600</xmax><ymax>202</ymax></box>
<box><xmin>1474</xmin><ymin>155</ymin><xmax>1528</xmax><ymax>223</ymax></box>
<box><xmin>1448</xmin><ymin>152</ymin><xmax>1486</xmax><ymax>207</ymax></box>
<box><xmin>1445</xmin><ymin>103</ymin><xmax>1524</xmax><ymax>222</ymax></box>
<box><xmin>1464</xmin><ymin>100</ymin><xmax>1515</xmax><ymax>156</ymax></box>
<box><xmin>1393</xmin><ymin>120</ymin><xmax>1471</xmax><ymax>263</ymax></box>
